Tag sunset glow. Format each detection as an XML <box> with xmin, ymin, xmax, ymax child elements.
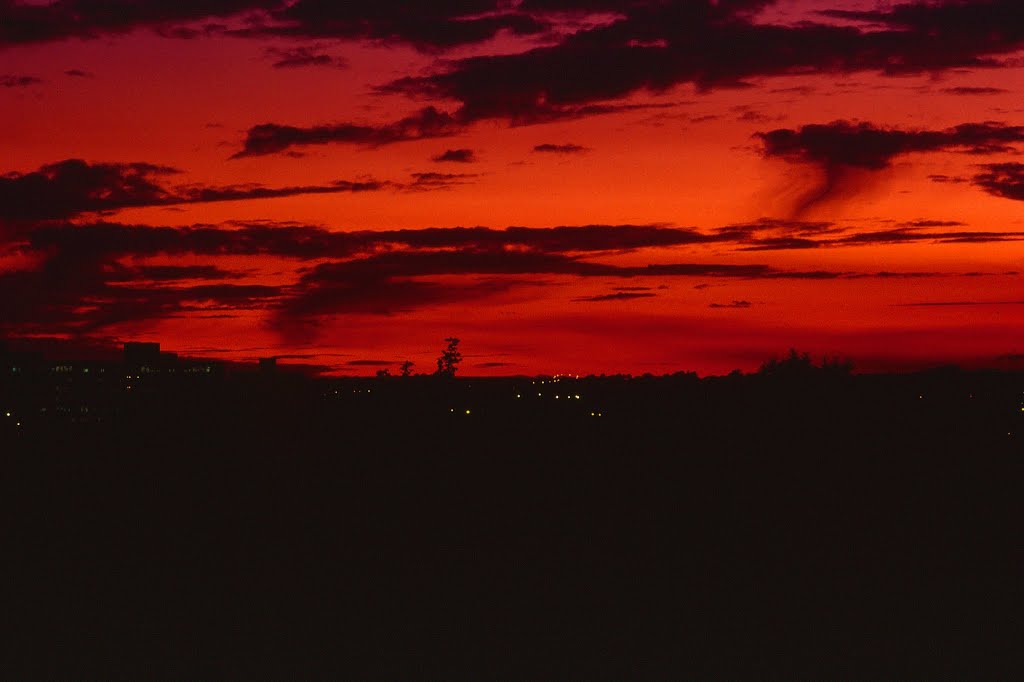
<box><xmin>3</xmin><ymin>0</ymin><xmax>1024</xmax><ymax>375</ymax></box>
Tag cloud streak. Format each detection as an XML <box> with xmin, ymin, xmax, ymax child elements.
<box><xmin>432</xmin><ymin>149</ymin><xmax>477</xmax><ymax>163</ymax></box>
<box><xmin>5</xmin><ymin>214</ymin><xmax>1019</xmax><ymax>339</ymax></box>
<box><xmin>573</xmin><ymin>292</ymin><xmax>657</xmax><ymax>302</ymax></box>
<box><xmin>756</xmin><ymin>120</ymin><xmax>1024</xmax><ymax>213</ymax></box>
<box><xmin>232</xmin><ymin>107</ymin><xmax>462</xmax><ymax>158</ymax></box>
<box><xmin>264</xmin><ymin>46</ymin><xmax>347</xmax><ymax>69</ymax></box>
<box><xmin>2</xmin><ymin>74</ymin><xmax>42</xmax><ymax>87</ymax></box>
<box><xmin>0</xmin><ymin>159</ymin><xmax>391</xmax><ymax>225</ymax></box>
<box><xmin>227</xmin><ymin>1</ymin><xmax>1024</xmax><ymax>156</ymax></box>
<box><xmin>534</xmin><ymin>143</ymin><xmax>589</xmax><ymax>154</ymax></box>
<box><xmin>972</xmin><ymin>163</ymin><xmax>1024</xmax><ymax>202</ymax></box>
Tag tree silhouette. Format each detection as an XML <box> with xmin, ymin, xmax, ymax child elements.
<box><xmin>399</xmin><ymin>360</ymin><xmax>415</xmax><ymax>377</ymax></box>
<box><xmin>435</xmin><ymin>337</ymin><xmax>462</xmax><ymax>377</ymax></box>
<box><xmin>758</xmin><ymin>349</ymin><xmax>813</xmax><ymax>376</ymax></box>
<box><xmin>758</xmin><ymin>348</ymin><xmax>853</xmax><ymax>377</ymax></box>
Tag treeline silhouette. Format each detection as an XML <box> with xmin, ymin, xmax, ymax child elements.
<box><xmin>2</xmin><ymin>348</ymin><xmax>1021</xmax><ymax>677</ymax></box>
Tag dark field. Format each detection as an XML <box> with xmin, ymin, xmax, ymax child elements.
<box><xmin>3</xmin><ymin>369</ymin><xmax>1022</xmax><ymax>677</ymax></box>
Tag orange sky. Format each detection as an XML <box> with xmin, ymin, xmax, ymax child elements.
<box><xmin>2</xmin><ymin>0</ymin><xmax>1023</xmax><ymax>375</ymax></box>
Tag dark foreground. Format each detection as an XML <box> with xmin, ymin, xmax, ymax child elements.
<box><xmin>3</xmin><ymin>369</ymin><xmax>1022</xmax><ymax>677</ymax></box>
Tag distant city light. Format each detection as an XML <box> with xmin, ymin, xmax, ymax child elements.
<box><xmin>465</xmin><ymin>410</ymin><xmax>471</xmax><ymax>415</ymax></box>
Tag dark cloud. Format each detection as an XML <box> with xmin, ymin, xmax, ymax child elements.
<box><xmin>820</xmin><ymin>1</ymin><xmax>1024</xmax><ymax>71</ymax></box>
<box><xmin>737</xmin><ymin>237</ymin><xmax>820</xmax><ymax>251</ymax></box>
<box><xmin>379</xmin><ymin>1</ymin><xmax>1024</xmax><ymax>125</ymax></box>
<box><xmin>265</xmin><ymin>46</ymin><xmax>347</xmax><ymax>69</ymax></box>
<box><xmin>831</xmin><ymin>228</ymin><xmax>1024</xmax><ymax>247</ymax></box>
<box><xmin>928</xmin><ymin>174</ymin><xmax>968</xmax><ymax>184</ymax></box>
<box><xmin>709</xmin><ymin>300</ymin><xmax>752</xmax><ymax>308</ymax></box>
<box><xmin>715</xmin><ymin>217</ymin><xmax>840</xmax><ymax>249</ymax></box>
<box><xmin>235</xmin><ymin>0</ymin><xmax>1024</xmax><ymax>159</ymax></box>
<box><xmin>534</xmin><ymin>143</ymin><xmax>589</xmax><ymax>154</ymax></box>
<box><xmin>572</xmin><ymin>292</ymin><xmax>657</xmax><ymax>302</ymax></box>
<box><xmin>346</xmin><ymin>359</ymin><xmax>394</xmax><ymax>367</ymax></box>
<box><xmin>6</xmin><ymin>0</ymin><xmax>1024</xmax><ymax>95</ymax></box>
<box><xmin>848</xmin><ymin>271</ymin><xmax>943</xmax><ymax>279</ymax></box>
<box><xmin>284</xmin><ymin>249</ymin><xmax>842</xmax><ymax>289</ymax></box>
<box><xmin>0</xmin><ymin>0</ymin><xmax>277</xmax><ymax>46</ymax></box>
<box><xmin>757</xmin><ymin>120</ymin><xmax>1024</xmax><ymax>213</ymax></box>
<box><xmin>64</xmin><ymin>69</ymin><xmax>95</xmax><ymax>78</ymax></box>
<box><xmin>271</xmin><ymin>250</ymin><xmax>805</xmax><ymax>333</ymax></box>
<box><xmin>232</xmin><ymin>106</ymin><xmax>462</xmax><ymax>157</ymax></box>
<box><xmin>496</xmin><ymin>224</ymin><xmax>720</xmax><ymax>251</ymax></box>
<box><xmin>716</xmin><ymin>217</ymin><xmax>838</xmax><ymax>235</ymax></box>
<box><xmin>24</xmin><ymin>222</ymin><xmax>726</xmax><ymax>261</ymax></box>
<box><xmin>235</xmin><ymin>100</ymin><xmax>679</xmax><ymax>156</ymax></box>
<box><xmin>941</xmin><ymin>86</ymin><xmax>1008</xmax><ymax>96</ymax></box>
<box><xmin>0</xmin><ymin>159</ymin><xmax>389</xmax><ymax>225</ymax></box>
<box><xmin>28</xmin><ymin>219</ymin><xmax>1024</xmax><ymax>270</ymax></box>
<box><xmin>0</xmin><ymin>247</ymin><xmax>280</xmax><ymax>335</ymax></box>
<box><xmin>406</xmin><ymin>172</ymin><xmax>479</xmax><ymax>191</ymax></box>
<box><xmin>267</xmin><ymin>242</ymin><xmax>895</xmax><ymax>335</ymax></box>
<box><xmin>0</xmin><ymin>0</ymin><xmax>540</xmax><ymax>51</ymax></box>
<box><xmin>1</xmin><ymin>74</ymin><xmax>42</xmax><ymax>87</ymax></box>
<box><xmin>176</xmin><ymin>178</ymin><xmax>388</xmax><ymax>203</ymax></box>
<box><xmin>972</xmin><ymin>162</ymin><xmax>1024</xmax><ymax>201</ymax></box>
<box><xmin>127</xmin><ymin>264</ymin><xmax>245</xmax><ymax>281</ymax></box>
<box><xmin>0</xmin><ymin>0</ymin><xmax>767</xmax><ymax>53</ymax></box>
<box><xmin>230</xmin><ymin>0</ymin><xmax>1024</xmax><ymax>156</ymax></box>
<box><xmin>276</xmin><ymin>273</ymin><xmax>517</xmax><ymax>326</ymax></box>
<box><xmin>0</xmin><ymin>159</ymin><xmax>179</xmax><ymax>222</ymax></box>
<box><xmin>757</xmin><ymin>120</ymin><xmax>1024</xmax><ymax>170</ymax></box>
<box><xmin>253</xmin><ymin>0</ymin><xmax>548</xmax><ymax>51</ymax></box>
<box><xmin>26</xmin><ymin>222</ymin><xmax>351</xmax><ymax>260</ymax></box>
<box><xmin>718</xmin><ymin>216</ymin><xmax>1024</xmax><ymax>250</ymax></box>
<box><xmin>367</xmin><ymin>223</ymin><xmax>715</xmax><ymax>252</ymax></box>
<box><xmin>432</xmin><ymin>148</ymin><xmax>477</xmax><ymax>163</ymax></box>
<box><xmin>8</xmin><ymin>213</ymin><xmax>1016</xmax><ymax>336</ymax></box>
<box><xmin>900</xmin><ymin>220</ymin><xmax>966</xmax><ymax>228</ymax></box>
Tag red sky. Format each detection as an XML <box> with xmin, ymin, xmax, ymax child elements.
<box><xmin>2</xmin><ymin>0</ymin><xmax>1023</xmax><ymax>375</ymax></box>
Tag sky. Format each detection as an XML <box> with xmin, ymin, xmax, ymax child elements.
<box><xmin>2</xmin><ymin>0</ymin><xmax>1024</xmax><ymax>376</ymax></box>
